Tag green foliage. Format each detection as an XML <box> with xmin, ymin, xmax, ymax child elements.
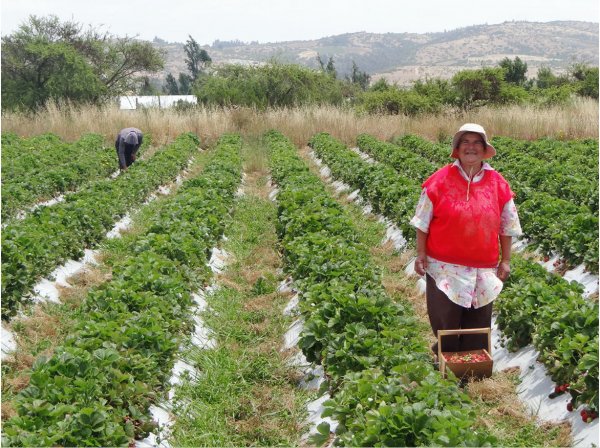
<box><xmin>451</xmin><ymin>67</ymin><xmax>506</xmax><ymax>109</ymax></box>
<box><xmin>357</xmin><ymin>87</ymin><xmax>442</xmax><ymax>115</ymax></box>
<box><xmin>184</xmin><ymin>35</ymin><xmax>211</xmax><ymax>81</ymax></box>
<box><xmin>1</xmin><ymin>15</ymin><xmax>164</xmax><ymax>111</ymax></box>
<box><xmin>178</xmin><ymin>73</ymin><xmax>193</xmax><ymax>95</ymax></box>
<box><xmin>569</xmin><ymin>64</ymin><xmax>599</xmax><ymax>98</ymax></box>
<box><xmin>1</xmin><ymin>133</ymin><xmax>199</xmax><ymax>320</ymax></box>
<box><xmin>535</xmin><ymin>66</ymin><xmax>570</xmax><ymax>89</ymax></box>
<box><xmin>496</xmin><ymin>255</ymin><xmax>598</xmax><ymax>411</ymax></box>
<box><xmin>412</xmin><ymin>78</ymin><xmax>455</xmax><ymax>104</ymax></box>
<box><xmin>369</xmin><ymin>78</ymin><xmax>392</xmax><ymax>92</ymax></box>
<box><xmin>346</xmin><ymin>61</ymin><xmax>370</xmax><ymax>90</ymax></box>
<box><xmin>499</xmin><ymin>56</ymin><xmax>528</xmax><ymax>85</ymax></box>
<box><xmin>316</xmin><ymin>53</ymin><xmax>338</xmax><ymax>79</ymax></box>
<box><xmin>531</xmin><ymin>84</ymin><xmax>575</xmax><ymax>107</ymax></box>
<box><xmin>194</xmin><ymin>63</ymin><xmax>346</xmax><ymax>108</ymax></box>
<box><xmin>163</xmin><ymin>73</ymin><xmax>179</xmax><ymax>94</ymax></box>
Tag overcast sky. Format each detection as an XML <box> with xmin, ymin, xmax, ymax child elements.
<box><xmin>2</xmin><ymin>0</ymin><xmax>598</xmax><ymax>44</ymax></box>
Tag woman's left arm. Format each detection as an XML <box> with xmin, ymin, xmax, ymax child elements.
<box><xmin>497</xmin><ymin>235</ymin><xmax>512</xmax><ymax>281</ymax></box>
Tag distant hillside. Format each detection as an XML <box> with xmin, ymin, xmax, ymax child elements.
<box><xmin>150</xmin><ymin>20</ymin><xmax>599</xmax><ymax>86</ymax></box>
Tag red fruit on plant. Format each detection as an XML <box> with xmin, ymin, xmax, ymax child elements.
<box><xmin>567</xmin><ymin>402</ymin><xmax>574</xmax><ymax>412</ymax></box>
<box><xmin>581</xmin><ymin>410</ymin><xmax>587</xmax><ymax>417</ymax></box>
<box><xmin>554</xmin><ymin>386</ymin><xmax>561</xmax><ymax>394</ymax></box>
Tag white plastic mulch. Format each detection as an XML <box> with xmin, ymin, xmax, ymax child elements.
<box><xmin>280</xmin><ymin>278</ymin><xmax>339</xmax><ymax>442</ymax></box>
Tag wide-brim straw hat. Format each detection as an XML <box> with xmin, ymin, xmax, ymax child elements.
<box><xmin>450</xmin><ymin>123</ymin><xmax>496</xmax><ymax>159</ymax></box>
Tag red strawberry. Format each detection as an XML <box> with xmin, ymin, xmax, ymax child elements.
<box><xmin>581</xmin><ymin>411</ymin><xmax>588</xmax><ymax>422</ymax></box>
<box><xmin>555</xmin><ymin>385</ymin><xmax>562</xmax><ymax>394</ymax></box>
<box><xmin>567</xmin><ymin>402</ymin><xmax>574</xmax><ymax>412</ymax></box>
<box><xmin>581</xmin><ymin>409</ymin><xmax>588</xmax><ymax>417</ymax></box>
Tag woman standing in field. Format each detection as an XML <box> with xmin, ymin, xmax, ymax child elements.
<box><xmin>410</xmin><ymin>123</ymin><xmax>522</xmax><ymax>355</ymax></box>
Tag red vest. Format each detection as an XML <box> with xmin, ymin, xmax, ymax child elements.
<box><xmin>423</xmin><ymin>165</ymin><xmax>514</xmax><ymax>268</ymax></box>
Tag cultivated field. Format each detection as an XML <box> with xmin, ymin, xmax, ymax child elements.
<box><xmin>1</xmin><ymin>102</ymin><xmax>598</xmax><ymax>446</ymax></box>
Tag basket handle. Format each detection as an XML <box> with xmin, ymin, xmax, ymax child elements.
<box><xmin>437</xmin><ymin>327</ymin><xmax>492</xmax><ymax>377</ymax></box>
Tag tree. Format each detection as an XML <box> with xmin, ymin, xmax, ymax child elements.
<box><xmin>316</xmin><ymin>54</ymin><xmax>337</xmax><ymax>79</ymax></box>
<box><xmin>178</xmin><ymin>73</ymin><xmax>193</xmax><ymax>94</ymax></box>
<box><xmin>569</xmin><ymin>63</ymin><xmax>599</xmax><ymax>98</ymax></box>
<box><xmin>499</xmin><ymin>56</ymin><xmax>528</xmax><ymax>85</ymax></box>
<box><xmin>451</xmin><ymin>68</ymin><xmax>506</xmax><ymax>109</ymax></box>
<box><xmin>1</xmin><ymin>15</ymin><xmax>165</xmax><ymax>110</ymax></box>
<box><xmin>101</xmin><ymin>38</ymin><xmax>164</xmax><ymax>94</ymax></box>
<box><xmin>1</xmin><ymin>16</ymin><xmax>105</xmax><ymax>109</ymax></box>
<box><xmin>347</xmin><ymin>61</ymin><xmax>371</xmax><ymax>90</ymax></box>
<box><xmin>184</xmin><ymin>35</ymin><xmax>212</xmax><ymax>81</ymax></box>
<box><xmin>535</xmin><ymin>66</ymin><xmax>569</xmax><ymax>89</ymax></box>
<box><xmin>163</xmin><ymin>73</ymin><xmax>179</xmax><ymax>94</ymax></box>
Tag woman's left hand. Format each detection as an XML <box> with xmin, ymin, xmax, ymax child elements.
<box><xmin>497</xmin><ymin>261</ymin><xmax>510</xmax><ymax>282</ymax></box>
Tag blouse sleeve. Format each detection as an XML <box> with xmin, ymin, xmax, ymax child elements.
<box><xmin>500</xmin><ymin>199</ymin><xmax>523</xmax><ymax>237</ymax></box>
<box><xmin>409</xmin><ymin>188</ymin><xmax>433</xmax><ymax>233</ymax></box>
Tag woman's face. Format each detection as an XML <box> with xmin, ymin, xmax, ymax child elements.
<box><xmin>456</xmin><ymin>132</ymin><xmax>486</xmax><ymax>166</ymax></box>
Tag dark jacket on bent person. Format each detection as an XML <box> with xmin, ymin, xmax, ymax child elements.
<box><xmin>115</xmin><ymin>127</ymin><xmax>143</xmax><ymax>169</ymax></box>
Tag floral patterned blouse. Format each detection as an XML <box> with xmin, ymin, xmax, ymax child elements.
<box><xmin>410</xmin><ymin>161</ymin><xmax>522</xmax><ymax>309</ymax></box>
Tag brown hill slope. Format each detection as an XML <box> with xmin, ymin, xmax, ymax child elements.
<box><xmin>151</xmin><ymin>20</ymin><xmax>598</xmax><ymax>86</ymax></box>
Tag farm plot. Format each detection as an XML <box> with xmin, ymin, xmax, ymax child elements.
<box><xmin>1</xmin><ymin>133</ymin><xmax>198</xmax><ymax>320</ymax></box>
<box><xmin>309</xmin><ymin>132</ymin><xmax>599</xmax><ymax>432</ymax></box>
<box><xmin>266</xmin><ymin>130</ymin><xmax>495</xmax><ymax>446</ymax></box>
<box><xmin>1</xmin><ymin>135</ymin><xmax>242</xmax><ymax>447</ymax></box>
<box><xmin>1</xmin><ymin>129</ymin><xmax>597</xmax><ymax>447</ymax></box>
<box><xmin>1</xmin><ymin>133</ymin><xmax>135</xmax><ymax>221</ymax></box>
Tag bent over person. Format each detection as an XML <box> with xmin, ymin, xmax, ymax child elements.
<box><xmin>410</xmin><ymin>123</ymin><xmax>522</xmax><ymax>356</ymax></box>
<box><xmin>115</xmin><ymin>127</ymin><xmax>143</xmax><ymax>170</ymax></box>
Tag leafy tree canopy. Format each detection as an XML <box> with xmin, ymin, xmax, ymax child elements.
<box><xmin>1</xmin><ymin>15</ymin><xmax>164</xmax><ymax>111</ymax></box>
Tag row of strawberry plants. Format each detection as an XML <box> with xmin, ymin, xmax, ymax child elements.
<box><xmin>495</xmin><ymin>256</ymin><xmax>598</xmax><ymax>414</ymax></box>
<box><xmin>2</xmin><ymin>134</ymin><xmax>115</xmax><ymax>220</ymax></box>
<box><xmin>266</xmin><ymin>130</ymin><xmax>495</xmax><ymax>446</ymax></box>
<box><xmin>1</xmin><ymin>134</ymin><xmax>242</xmax><ymax>447</ymax></box>
<box><xmin>390</xmin><ymin>134</ymin><xmax>598</xmax><ymax>273</ymax></box>
<box><xmin>1</xmin><ymin>133</ymin><xmax>150</xmax><ymax>221</ymax></box>
<box><xmin>493</xmin><ymin>136</ymin><xmax>598</xmax><ymax>177</ymax></box>
<box><xmin>2</xmin><ymin>133</ymin><xmax>69</xmax><ymax>179</ymax></box>
<box><xmin>309</xmin><ymin>132</ymin><xmax>421</xmax><ymax>244</ymax></box>
<box><xmin>356</xmin><ymin>133</ymin><xmax>434</xmax><ymax>182</ymax></box>
<box><xmin>1</xmin><ymin>133</ymin><xmax>197</xmax><ymax>321</ymax></box>
<box><xmin>492</xmin><ymin>137</ymin><xmax>598</xmax><ymax>212</ymax></box>
<box><xmin>328</xmin><ymin>133</ymin><xmax>599</xmax><ymax>418</ymax></box>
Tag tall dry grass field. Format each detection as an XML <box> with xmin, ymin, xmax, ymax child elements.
<box><xmin>2</xmin><ymin>99</ymin><xmax>598</xmax><ymax>147</ymax></box>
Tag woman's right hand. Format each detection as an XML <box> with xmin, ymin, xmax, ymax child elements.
<box><xmin>414</xmin><ymin>254</ymin><xmax>428</xmax><ymax>276</ymax></box>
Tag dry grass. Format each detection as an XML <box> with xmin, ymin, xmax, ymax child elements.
<box><xmin>469</xmin><ymin>369</ymin><xmax>573</xmax><ymax>446</ymax></box>
<box><xmin>2</xmin><ymin>100</ymin><xmax>597</xmax><ymax>147</ymax></box>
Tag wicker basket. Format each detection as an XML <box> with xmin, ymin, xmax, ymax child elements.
<box><xmin>438</xmin><ymin>328</ymin><xmax>493</xmax><ymax>380</ymax></box>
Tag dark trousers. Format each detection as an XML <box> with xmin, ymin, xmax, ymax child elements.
<box><xmin>426</xmin><ymin>274</ymin><xmax>493</xmax><ymax>354</ymax></box>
